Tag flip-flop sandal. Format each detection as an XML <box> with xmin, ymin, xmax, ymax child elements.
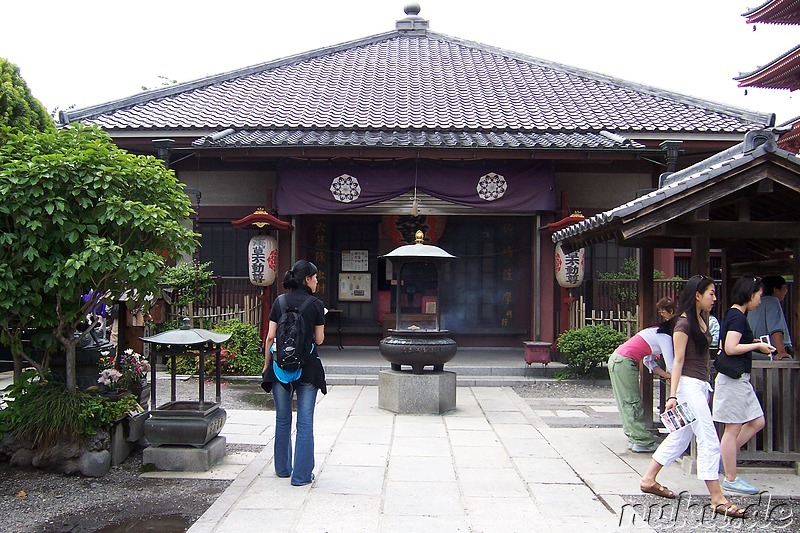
<box><xmin>710</xmin><ymin>502</ymin><xmax>748</xmax><ymax>519</ymax></box>
<box><xmin>640</xmin><ymin>483</ymin><xmax>675</xmax><ymax>499</ymax></box>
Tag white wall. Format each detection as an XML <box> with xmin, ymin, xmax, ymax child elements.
<box><xmin>178</xmin><ymin>171</ymin><xmax>277</xmax><ymax>206</ymax></box>
<box><xmin>555</xmin><ymin>171</ymin><xmax>652</xmax><ymax>211</ymax></box>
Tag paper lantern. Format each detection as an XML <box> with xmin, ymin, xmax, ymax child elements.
<box><xmin>555</xmin><ymin>243</ymin><xmax>585</xmax><ymax>288</ymax></box>
<box><xmin>248</xmin><ymin>235</ymin><xmax>278</xmax><ymax>286</ymax></box>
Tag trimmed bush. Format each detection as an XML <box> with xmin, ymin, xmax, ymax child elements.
<box><xmin>214</xmin><ymin>319</ymin><xmax>263</xmax><ymax>376</ymax></box>
<box><xmin>556</xmin><ymin>325</ymin><xmax>627</xmax><ymax>377</ymax></box>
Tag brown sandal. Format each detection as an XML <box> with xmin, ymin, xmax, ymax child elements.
<box><xmin>710</xmin><ymin>502</ymin><xmax>748</xmax><ymax>519</ymax></box>
<box><xmin>640</xmin><ymin>482</ymin><xmax>675</xmax><ymax>499</ymax></box>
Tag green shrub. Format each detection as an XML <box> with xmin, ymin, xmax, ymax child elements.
<box><xmin>214</xmin><ymin>319</ymin><xmax>263</xmax><ymax>376</ymax></box>
<box><xmin>163</xmin><ymin>319</ymin><xmax>263</xmax><ymax>376</ymax></box>
<box><xmin>161</xmin><ymin>261</ymin><xmax>216</xmax><ymax>306</ymax></box>
<box><xmin>556</xmin><ymin>325</ymin><xmax>627</xmax><ymax>376</ymax></box>
<box><xmin>0</xmin><ymin>371</ymin><xmax>141</xmax><ymax>446</ymax></box>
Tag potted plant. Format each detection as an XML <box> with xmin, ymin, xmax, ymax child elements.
<box><xmin>97</xmin><ymin>349</ymin><xmax>150</xmax><ymax>403</ymax></box>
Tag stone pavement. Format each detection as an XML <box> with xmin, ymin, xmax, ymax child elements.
<box><xmin>184</xmin><ymin>384</ymin><xmax>798</xmax><ymax>533</ymax></box>
<box><xmin>4</xmin><ymin>350</ymin><xmax>798</xmax><ymax>531</ymax></box>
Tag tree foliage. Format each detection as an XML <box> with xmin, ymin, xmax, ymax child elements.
<box><xmin>0</xmin><ymin>58</ymin><xmax>54</xmax><ymax>144</ymax></box>
<box><xmin>161</xmin><ymin>261</ymin><xmax>216</xmax><ymax>306</ymax></box>
<box><xmin>0</xmin><ymin>124</ymin><xmax>198</xmax><ymax>390</ymax></box>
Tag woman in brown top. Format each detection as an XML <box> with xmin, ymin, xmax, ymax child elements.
<box><xmin>639</xmin><ymin>275</ymin><xmax>748</xmax><ymax>519</ymax></box>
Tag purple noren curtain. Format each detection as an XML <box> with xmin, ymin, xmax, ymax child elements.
<box><xmin>277</xmin><ymin>160</ymin><xmax>554</xmax><ymax>214</ymax></box>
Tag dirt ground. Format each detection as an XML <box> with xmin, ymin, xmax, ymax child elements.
<box><xmin>0</xmin><ymin>377</ymin><xmax>265</xmax><ymax>533</ymax></box>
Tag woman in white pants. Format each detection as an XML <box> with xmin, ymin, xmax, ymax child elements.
<box><xmin>639</xmin><ymin>275</ymin><xmax>748</xmax><ymax>519</ymax></box>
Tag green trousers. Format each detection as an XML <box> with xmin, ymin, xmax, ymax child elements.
<box><xmin>608</xmin><ymin>352</ymin><xmax>656</xmax><ymax>447</ymax></box>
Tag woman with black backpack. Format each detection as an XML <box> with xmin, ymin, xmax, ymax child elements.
<box><xmin>261</xmin><ymin>260</ymin><xmax>326</xmax><ymax>486</ymax></box>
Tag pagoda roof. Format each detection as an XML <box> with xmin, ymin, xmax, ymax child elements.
<box><xmin>736</xmin><ymin>44</ymin><xmax>800</xmax><ymax>90</ymax></box>
<box><xmin>743</xmin><ymin>0</ymin><xmax>800</xmax><ymax>25</ymax></box>
<box><xmin>59</xmin><ymin>8</ymin><xmax>770</xmax><ymax>151</ymax></box>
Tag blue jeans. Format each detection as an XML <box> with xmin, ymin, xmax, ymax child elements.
<box><xmin>271</xmin><ymin>381</ymin><xmax>317</xmax><ymax>485</ymax></box>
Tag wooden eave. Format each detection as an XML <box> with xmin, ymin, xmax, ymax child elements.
<box><xmin>557</xmin><ymin>155</ymin><xmax>800</xmax><ymax>254</ymax></box>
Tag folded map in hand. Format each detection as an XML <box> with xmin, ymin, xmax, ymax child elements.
<box><xmin>660</xmin><ymin>401</ymin><xmax>696</xmax><ymax>432</ymax></box>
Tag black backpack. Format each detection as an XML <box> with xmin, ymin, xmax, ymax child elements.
<box><xmin>274</xmin><ymin>294</ymin><xmax>315</xmax><ymax>371</ymax></box>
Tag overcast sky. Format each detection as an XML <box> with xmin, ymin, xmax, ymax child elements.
<box><xmin>3</xmin><ymin>1</ymin><xmax>798</xmax><ymax>124</ymax></box>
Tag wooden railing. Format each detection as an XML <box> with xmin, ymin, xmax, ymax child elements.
<box><xmin>593</xmin><ymin>279</ymin><xmax>685</xmax><ymax>314</ymax></box>
<box><xmin>166</xmin><ymin>297</ymin><xmax>263</xmax><ymax>329</ymax></box>
<box><xmin>739</xmin><ymin>360</ymin><xmax>800</xmax><ymax>462</ymax></box>
<box><xmin>656</xmin><ymin>359</ymin><xmax>800</xmax><ymax>471</ymax></box>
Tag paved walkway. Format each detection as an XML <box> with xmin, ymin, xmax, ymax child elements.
<box><xmin>4</xmin><ymin>349</ymin><xmax>798</xmax><ymax>531</ymax></box>
<box><xmin>184</xmin><ymin>384</ymin><xmax>797</xmax><ymax>532</ymax></box>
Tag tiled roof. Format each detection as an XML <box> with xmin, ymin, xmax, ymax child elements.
<box><xmin>551</xmin><ymin>129</ymin><xmax>800</xmax><ymax>243</ymax></box>
<box><xmin>60</xmin><ymin>19</ymin><xmax>771</xmax><ymax>149</ymax></box>
<box><xmin>192</xmin><ymin>129</ymin><xmax>645</xmax><ymax>150</ymax></box>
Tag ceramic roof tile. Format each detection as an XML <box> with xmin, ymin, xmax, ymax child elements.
<box><xmin>62</xmin><ymin>29</ymin><xmax>770</xmax><ymax>148</ymax></box>
<box><xmin>192</xmin><ymin>129</ymin><xmax>645</xmax><ymax>150</ymax></box>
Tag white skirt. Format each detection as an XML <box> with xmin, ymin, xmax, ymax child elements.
<box><xmin>712</xmin><ymin>372</ymin><xmax>764</xmax><ymax>424</ymax></box>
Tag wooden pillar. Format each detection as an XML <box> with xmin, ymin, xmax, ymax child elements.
<box><xmin>691</xmin><ymin>235</ymin><xmax>710</xmax><ymax>277</ymax></box>
<box><xmin>793</xmin><ymin>240</ymin><xmax>800</xmax><ymax>348</ymax></box>
<box><xmin>638</xmin><ymin>248</ymin><xmax>655</xmax><ymax>331</ymax></box>
<box><xmin>639</xmin><ymin>247</ymin><xmax>655</xmax><ymax>429</ymax></box>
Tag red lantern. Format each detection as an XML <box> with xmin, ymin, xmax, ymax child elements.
<box><xmin>248</xmin><ymin>235</ymin><xmax>278</xmax><ymax>286</ymax></box>
<box><xmin>555</xmin><ymin>243</ymin><xmax>585</xmax><ymax>288</ymax></box>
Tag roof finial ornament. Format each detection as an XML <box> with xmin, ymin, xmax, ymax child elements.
<box><xmin>397</xmin><ymin>3</ymin><xmax>428</xmax><ymax>32</ymax></box>
<box><xmin>405</xmin><ymin>3</ymin><xmax>421</xmax><ymax>16</ymax></box>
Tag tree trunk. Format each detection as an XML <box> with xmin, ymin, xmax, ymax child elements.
<box><xmin>65</xmin><ymin>340</ymin><xmax>77</xmax><ymax>392</ymax></box>
<box><xmin>54</xmin><ymin>328</ymin><xmax>81</xmax><ymax>392</ymax></box>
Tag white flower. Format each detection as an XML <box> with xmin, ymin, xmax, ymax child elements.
<box><xmin>98</xmin><ymin>368</ymin><xmax>122</xmax><ymax>387</ymax></box>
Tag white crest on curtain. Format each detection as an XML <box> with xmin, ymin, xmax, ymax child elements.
<box><xmin>476</xmin><ymin>172</ymin><xmax>507</xmax><ymax>201</ymax></box>
<box><xmin>330</xmin><ymin>174</ymin><xmax>362</xmax><ymax>203</ymax></box>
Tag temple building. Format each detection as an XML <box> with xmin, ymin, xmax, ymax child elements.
<box><xmin>60</xmin><ymin>6</ymin><xmax>774</xmax><ymax>347</ymax></box>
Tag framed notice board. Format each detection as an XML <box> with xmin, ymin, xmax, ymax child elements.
<box><xmin>341</xmin><ymin>250</ymin><xmax>369</xmax><ymax>272</ymax></box>
<box><xmin>338</xmin><ymin>273</ymin><xmax>371</xmax><ymax>302</ymax></box>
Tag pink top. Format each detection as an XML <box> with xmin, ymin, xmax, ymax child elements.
<box><xmin>614</xmin><ymin>326</ymin><xmax>674</xmax><ymax>372</ymax></box>
<box><xmin>616</xmin><ymin>334</ymin><xmax>653</xmax><ymax>362</ymax></box>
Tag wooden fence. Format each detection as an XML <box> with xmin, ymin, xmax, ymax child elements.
<box><xmin>593</xmin><ymin>279</ymin><xmax>686</xmax><ymax>314</ymax></box>
<box><xmin>165</xmin><ymin>294</ymin><xmax>263</xmax><ymax>330</ymax></box>
<box><xmin>568</xmin><ymin>295</ymin><xmax>639</xmax><ymax>337</ymax></box>
<box><xmin>737</xmin><ymin>360</ymin><xmax>800</xmax><ymax>463</ymax></box>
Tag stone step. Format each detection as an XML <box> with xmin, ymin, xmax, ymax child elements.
<box><xmin>323</xmin><ymin>363</ymin><xmax>556</xmax><ymax>377</ymax></box>
<box><xmin>325</xmin><ymin>373</ymin><xmax>556</xmax><ymax>387</ymax></box>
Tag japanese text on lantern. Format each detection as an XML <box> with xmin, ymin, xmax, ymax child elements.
<box><xmin>564</xmin><ymin>253</ymin><xmax>580</xmax><ymax>285</ymax></box>
<box><xmin>251</xmin><ymin>240</ymin><xmax>266</xmax><ymax>283</ymax></box>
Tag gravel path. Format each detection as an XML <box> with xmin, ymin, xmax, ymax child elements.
<box><xmin>0</xmin><ymin>376</ymin><xmax>266</xmax><ymax>533</ymax></box>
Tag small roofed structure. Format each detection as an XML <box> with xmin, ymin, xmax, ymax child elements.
<box><xmin>552</xmin><ymin>129</ymin><xmax>800</xmax><ymax>465</ymax></box>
